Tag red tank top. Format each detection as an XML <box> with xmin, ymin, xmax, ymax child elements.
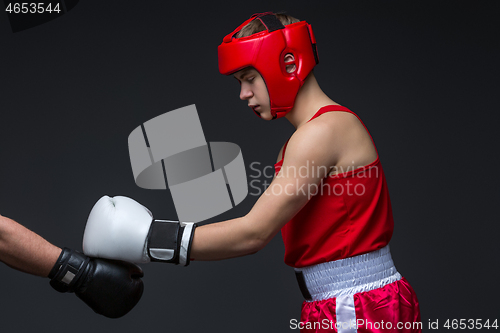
<box><xmin>274</xmin><ymin>105</ymin><xmax>394</xmax><ymax>268</ymax></box>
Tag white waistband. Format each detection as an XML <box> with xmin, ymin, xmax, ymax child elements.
<box><xmin>295</xmin><ymin>245</ymin><xmax>402</xmax><ymax>302</ymax></box>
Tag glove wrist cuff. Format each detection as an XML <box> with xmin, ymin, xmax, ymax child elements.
<box><xmin>180</xmin><ymin>222</ymin><xmax>196</xmax><ymax>266</ymax></box>
<box><xmin>147</xmin><ymin>220</ymin><xmax>196</xmax><ymax>266</ymax></box>
<box><xmin>49</xmin><ymin>247</ymin><xmax>90</xmax><ymax>293</ymax></box>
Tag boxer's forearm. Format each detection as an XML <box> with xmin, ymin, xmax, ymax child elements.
<box><xmin>0</xmin><ymin>215</ymin><xmax>61</xmax><ymax>277</ymax></box>
<box><xmin>189</xmin><ymin>185</ymin><xmax>305</xmax><ymax>261</ymax></box>
<box><xmin>190</xmin><ymin>216</ymin><xmax>267</xmax><ymax>261</ymax></box>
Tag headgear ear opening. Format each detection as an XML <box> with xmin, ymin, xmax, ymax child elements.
<box><xmin>218</xmin><ymin>12</ymin><xmax>319</xmax><ymax>119</ymax></box>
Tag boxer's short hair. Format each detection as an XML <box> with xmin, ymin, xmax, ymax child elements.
<box><xmin>236</xmin><ymin>13</ymin><xmax>300</xmax><ymax>38</ymax></box>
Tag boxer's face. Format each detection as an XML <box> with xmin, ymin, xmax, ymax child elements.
<box><xmin>234</xmin><ymin>67</ymin><xmax>272</xmax><ymax>120</ymax></box>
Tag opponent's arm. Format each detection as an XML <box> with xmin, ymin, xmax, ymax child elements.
<box><xmin>0</xmin><ymin>214</ymin><xmax>144</xmax><ymax>318</ymax></box>
<box><xmin>83</xmin><ymin>121</ymin><xmax>338</xmax><ymax>263</ymax></box>
<box><xmin>0</xmin><ymin>214</ymin><xmax>60</xmax><ymax>276</ymax></box>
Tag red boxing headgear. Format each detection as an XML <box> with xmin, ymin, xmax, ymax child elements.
<box><xmin>218</xmin><ymin>12</ymin><xmax>319</xmax><ymax>119</ymax></box>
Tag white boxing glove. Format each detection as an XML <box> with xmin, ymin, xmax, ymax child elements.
<box><xmin>83</xmin><ymin>196</ymin><xmax>196</xmax><ymax>266</ymax></box>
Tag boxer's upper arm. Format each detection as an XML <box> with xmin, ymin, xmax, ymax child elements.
<box><xmin>243</xmin><ymin>121</ymin><xmax>338</xmax><ymax>249</ymax></box>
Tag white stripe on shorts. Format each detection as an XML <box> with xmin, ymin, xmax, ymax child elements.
<box><xmin>336</xmin><ymin>295</ymin><xmax>357</xmax><ymax>333</ymax></box>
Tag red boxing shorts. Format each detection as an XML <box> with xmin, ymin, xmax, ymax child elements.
<box><xmin>295</xmin><ymin>246</ymin><xmax>421</xmax><ymax>332</ymax></box>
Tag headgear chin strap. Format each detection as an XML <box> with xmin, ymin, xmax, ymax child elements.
<box><xmin>218</xmin><ymin>12</ymin><xmax>319</xmax><ymax>119</ymax></box>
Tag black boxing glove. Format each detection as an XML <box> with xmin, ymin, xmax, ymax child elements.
<box><xmin>48</xmin><ymin>247</ymin><xmax>144</xmax><ymax>318</ymax></box>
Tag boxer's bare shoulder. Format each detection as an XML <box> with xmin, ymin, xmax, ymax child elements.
<box><xmin>277</xmin><ymin>110</ymin><xmax>378</xmax><ymax>178</ymax></box>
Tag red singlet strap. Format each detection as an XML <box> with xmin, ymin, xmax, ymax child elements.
<box><xmin>306</xmin><ymin>105</ymin><xmax>352</xmax><ymax>123</ymax></box>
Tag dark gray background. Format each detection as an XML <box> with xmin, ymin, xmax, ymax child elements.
<box><xmin>1</xmin><ymin>1</ymin><xmax>498</xmax><ymax>332</ymax></box>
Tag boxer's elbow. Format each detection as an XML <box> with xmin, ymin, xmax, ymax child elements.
<box><xmin>240</xmin><ymin>222</ymin><xmax>272</xmax><ymax>255</ymax></box>
<box><xmin>244</xmin><ymin>237</ymin><xmax>267</xmax><ymax>255</ymax></box>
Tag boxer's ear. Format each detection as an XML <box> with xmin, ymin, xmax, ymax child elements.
<box><xmin>284</xmin><ymin>53</ymin><xmax>296</xmax><ymax>74</ymax></box>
